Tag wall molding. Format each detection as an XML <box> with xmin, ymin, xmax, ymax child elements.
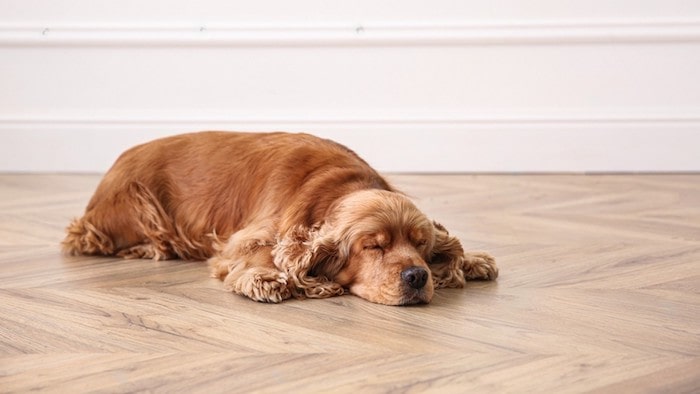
<box><xmin>2</xmin><ymin>20</ymin><xmax>700</xmax><ymax>46</ymax></box>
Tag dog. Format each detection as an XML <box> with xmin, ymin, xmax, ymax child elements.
<box><xmin>63</xmin><ymin>132</ymin><xmax>498</xmax><ymax>305</ymax></box>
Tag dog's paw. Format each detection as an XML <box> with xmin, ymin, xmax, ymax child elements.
<box><xmin>463</xmin><ymin>252</ymin><xmax>498</xmax><ymax>281</ymax></box>
<box><xmin>224</xmin><ymin>268</ymin><xmax>292</xmax><ymax>303</ymax></box>
<box><xmin>249</xmin><ymin>272</ymin><xmax>292</xmax><ymax>303</ymax></box>
<box><xmin>117</xmin><ymin>243</ymin><xmax>173</xmax><ymax>261</ymax></box>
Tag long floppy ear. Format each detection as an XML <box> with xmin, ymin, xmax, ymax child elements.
<box><xmin>429</xmin><ymin>221</ymin><xmax>467</xmax><ymax>289</ymax></box>
<box><xmin>272</xmin><ymin>224</ymin><xmax>346</xmax><ymax>299</ymax></box>
<box><xmin>429</xmin><ymin>221</ymin><xmax>499</xmax><ymax>288</ymax></box>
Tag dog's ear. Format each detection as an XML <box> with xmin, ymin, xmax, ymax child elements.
<box><xmin>273</xmin><ymin>225</ymin><xmax>346</xmax><ymax>299</ymax></box>
<box><xmin>429</xmin><ymin>221</ymin><xmax>467</xmax><ymax>289</ymax></box>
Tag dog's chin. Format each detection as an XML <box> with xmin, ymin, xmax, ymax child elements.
<box><xmin>397</xmin><ymin>296</ymin><xmax>430</xmax><ymax>306</ymax></box>
<box><xmin>350</xmin><ymin>285</ymin><xmax>433</xmax><ymax>306</ymax></box>
<box><xmin>397</xmin><ymin>291</ymin><xmax>432</xmax><ymax>306</ymax></box>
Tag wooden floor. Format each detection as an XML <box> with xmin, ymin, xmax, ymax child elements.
<box><xmin>0</xmin><ymin>174</ymin><xmax>698</xmax><ymax>393</ymax></box>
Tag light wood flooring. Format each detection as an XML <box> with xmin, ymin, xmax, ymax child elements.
<box><xmin>0</xmin><ymin>174</ymin><xmax>698</xmax><ymax>393</ymax></box>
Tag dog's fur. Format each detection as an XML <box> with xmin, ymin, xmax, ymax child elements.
<box><xmin>62</xmin><ymin>132</ymin><xmax>497</xmax><ymax>305</ymax></box>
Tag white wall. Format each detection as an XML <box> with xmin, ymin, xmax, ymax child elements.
<box><xmin>2</xmin><ymin>0</ymin><xmax>700</xmax><ymax>172</ymax></box>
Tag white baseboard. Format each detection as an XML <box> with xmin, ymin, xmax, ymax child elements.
<box><xmin>2</xmin><ymin>117</ymin><xmax>699</xmax><ymax>173</ymax></box>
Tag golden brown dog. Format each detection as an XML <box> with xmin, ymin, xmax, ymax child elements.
<box><xmin>63</xmin><ymin>132</ymin><xmax>497</xmax><ymax>305</ymax></box>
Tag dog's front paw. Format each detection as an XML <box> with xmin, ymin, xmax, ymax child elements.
<box><xmin>224</xmin><ymin>267</ymin><xmax>292</xmax><ymax>303</ymax></box>
<box><xmin>250</xmin><ymin>272</ymin><xmax>292</xmax><ymax>303</ymax></box>
<box><xmin>463</xmin><ymin>252</ymin><xmax>498</xmax><ymax>281</ymax></box>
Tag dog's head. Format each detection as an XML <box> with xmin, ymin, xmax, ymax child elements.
<box><xmin>325</xmin><ymin>190</ymin><xmax>435</xmax><ymax>305</ymax></box>
<box><xmin>276</xmin><ymin>190</ymin><xmax>464</xmax><ymax>305</ymax></box>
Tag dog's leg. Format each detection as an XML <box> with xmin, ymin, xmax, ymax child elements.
<box><xmin>62</xmin><ymin>182</ymin><xmax>176</xmax><ymax>260</ymax></box>
<box><xmin>208</xmin><ymin>230</ymin><xmax>292</xmax><ymax>303</ymax></box>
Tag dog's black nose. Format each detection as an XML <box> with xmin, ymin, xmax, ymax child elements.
<box><xmin>401</xmin><ymin>266</ymin><xmax>428</xmax><ymax>289</ymax></box>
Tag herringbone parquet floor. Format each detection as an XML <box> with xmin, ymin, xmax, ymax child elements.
<box><xmin>0</xmin><ymin>174</ymin><xmax>698</xmax><ymax>393</ymax></box>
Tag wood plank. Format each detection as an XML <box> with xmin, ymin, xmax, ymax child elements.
<box><xmin>0</xmin><ymin>174</ymin><xmax>698</xmax><ymax>392</ymax></box>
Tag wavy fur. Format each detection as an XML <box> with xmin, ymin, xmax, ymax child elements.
<box><xmin>63</xmin><ymin>132</ymin><xmax>497</xmax><ymax>305</ymax></box>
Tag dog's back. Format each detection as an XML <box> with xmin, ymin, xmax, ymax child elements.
<box><xmin>64</xmin><ymin>131</ymin><xmax>391</xmax><ymax>260</ymax></box>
